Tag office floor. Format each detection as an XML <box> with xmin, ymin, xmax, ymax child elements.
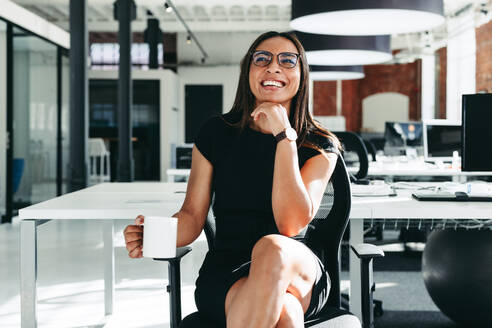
<box><xmin>1</xmin><ymin>219</ymin><xmax>445</xmax><ymax>328</ymax></box>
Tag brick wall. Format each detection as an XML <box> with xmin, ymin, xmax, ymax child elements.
<box><xmin>476</xmin><ymin>19</ymin><xmax>492</xmax><ymax>93</ymax></box>
<box><xmin>436</xmin><ymin>47</ymin><xmax>447</xmax><ymax>119</ymax></box>
<box><xmin>312</xmin><ymin>81</ymin><xmax>337</xmax><ymax>116</ymax></box>
<box><xmin>342</xmin><ymin>80</ymin><xmax>361</xmax><ymax>132</ymax></box>
<box><xmin>313</xmin><ymin>60</ymin><xmax>421</xmax><ymax>131</ymax></box>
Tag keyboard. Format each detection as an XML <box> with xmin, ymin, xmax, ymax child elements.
<box><xmin>412</xmin><ymin>191</ymin><xmax>492</xmax><ymax>202</ymax></box>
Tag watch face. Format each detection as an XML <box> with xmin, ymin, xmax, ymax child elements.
<box><xmin>286</xmin><ymin>128</ymin><xmax>297</xmax><ymax>141</ymax></box>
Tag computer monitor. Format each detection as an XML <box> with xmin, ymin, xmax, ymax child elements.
<box><xmin>175</xmin><ymin>144</ymin><xmax>193</xmax><ymax>169</ymax></box>
<box><xmin>383</xmin><ymin>122</ymin><xmax>423</xmax><ymax>155</ymax></box>
<box><xmin>423</xmin><ymin>120</ymin><xmax>461</xmax><ymax>162</ymax></box>
<box><xmin>462</xmin><ymin>93</ymin><xmax>492</xmax><ymax>171</ymax></box>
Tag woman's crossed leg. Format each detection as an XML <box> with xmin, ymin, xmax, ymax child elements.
<box><xmin>225</xmin><ymin>234</ymin><xmax>324</xmax><ymax>328</ymax></box>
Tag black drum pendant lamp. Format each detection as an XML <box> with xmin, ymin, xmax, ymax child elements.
<box><xmin>296</xmin><ymin>32</ymin><xmax>391</xmax><ymax>66</ymax></box>
<box><xmin>310</xmin><ymin>65</ymin><xmax>365</xmax><ymax>81</ymax></box>
<box><xmin>291</xmin><ymin>0</ymin><xmax>445</xmax><ymax>35</ymax></box>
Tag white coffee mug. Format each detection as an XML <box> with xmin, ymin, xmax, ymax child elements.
<box><xmin>143</xmin><ymin>216</ymin><xmax>178</xmax><ymax>258</ymax></box>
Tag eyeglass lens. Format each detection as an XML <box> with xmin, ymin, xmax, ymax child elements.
<box><xmin>252</xmin><ymin>51</ymin><xmax>298</xmax><ymax>68</ymax></box>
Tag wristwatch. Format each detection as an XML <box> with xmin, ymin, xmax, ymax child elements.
<box><xmin>275</xmin><ymin>127</ymin><xmax>298</xmax><ymax>143</ymax></box>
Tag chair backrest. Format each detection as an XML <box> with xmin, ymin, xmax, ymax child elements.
<box><xmin>88</xmin><ymin>138</ymin><xmax>109</xmax><ymax>156</ymax></box>
<box><xmin>304</xmin><ymin>156</ymin><xmax>351</xmax><ymax>308</ymax></box>
<box><xmin>363</xmin><ymin>139</ymin><xmax>377</xmax><ymax>162</ymax></box>
<box><xmin>202</xmin><ymin>155</ymin><xmax>352</xmax><ymax>309</ymax></box>
<box><xmin>333</xmin><ymin>131</ymin><xmax>369</xmax><ymax>180</ymax></box>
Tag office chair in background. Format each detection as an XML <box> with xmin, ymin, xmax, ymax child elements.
<box><xmin>332</xmin><ymin>132</ymin><xmax>369</xmax><ymax>184</ymax></box>
<box><xmin>155</xmin><ymin>156</ymin><xmax>384</xmax><ymax>328</ymax></box>
<box><xmin>362</xmin><ymin>139</ymin><xmax>377</xmax><ymax>162</ymax></box>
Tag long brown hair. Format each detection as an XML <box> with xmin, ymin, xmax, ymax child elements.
<box><xmin>227</xmin><ymin>31</ymin><xmax>339</xmax><ymax>153</ymax></box>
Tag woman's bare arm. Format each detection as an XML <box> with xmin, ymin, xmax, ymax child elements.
<box><xmin>123</xmin><ymin>145</ymin><xmax>213</xmax><ymax>257</ymax></box>
<box><xmin>173</xmin><ymin>146</ymin><xmax>213</xmax><ymax>247</ymax></box>
<box><xmin>272</xmin><ymin>141</ymin><xmax>337</xmax><ymax>237</ymax></box>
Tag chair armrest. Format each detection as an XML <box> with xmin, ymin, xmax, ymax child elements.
<box><xmin>350</xmin><ymin>243</ymin><xmax>384</xmax><ymax>259</ymax></box>
<box><xmin>351</xmin><ymin>243</ymin><xmax>384</xmax><ymax>328</ymax></box>
<box><xmin>152</xmin><ymin>246</ymin><xmax>192</xmax><ymax>328</ymax></box>
<box><xmin>153</xmin><ymin>246</ymin><xmax>192</xmax><ymax>261</ymax></box>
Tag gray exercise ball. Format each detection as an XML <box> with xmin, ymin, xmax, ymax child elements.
<box><xmin>422</xmin><ymin>230</ymin><xmax>492</xmax><ymax>326</ymax></box>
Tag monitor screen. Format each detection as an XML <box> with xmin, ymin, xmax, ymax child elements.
<box><xmin>423</xmin><ymin>122</ymin><xmax>461</xmax><ymax>161</ymax></box>
<box><xmin>176</xmin><ymin>146</ymin><xmax>193</xmax><ymax>169</ymax></box>
<box><xmin>384</xmin><ymin>122</ymin><xmax>423</xmax><ymax>148</ymax></box>
<box><xmin>462</xmin><ymin>93</ymin><xmax>492</xmax><ymax>171</ymax></box>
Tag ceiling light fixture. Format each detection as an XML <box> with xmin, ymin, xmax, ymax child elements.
<box><xmin>165</xmin><ymin>0</ymin><xmax>208</xmax><ymax>63</ymax></box>
<box><xmin>291</xmin><ymin>0</ymin><xmax>445</xmax><ymax>36</ymax></box>
<box><xmin>296</xmin><ymin>32</ymin><xmax>392</xmax><ymax>66</ymax></box>
<box><xmin>164</xmin><ymin>2</ymin><xmax>173</xmax><ymax>13</ymax></box>
<box><xmin>310</xmin><ymin>65</ymin><xmax>365</xmax><ymax>81</ymax></box>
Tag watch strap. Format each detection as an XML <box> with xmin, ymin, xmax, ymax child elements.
<box><xmin>274</xmin><ymin>130</ymin><xmax>287</xmax><ymax>143</ymax></box>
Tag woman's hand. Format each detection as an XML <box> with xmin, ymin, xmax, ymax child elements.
<box><xmin>123</xmin><ymin>215</ymin><xmax>144</xmax><ymax>258</ymax></box>
<box><xmin>250</xmin><ymin>102</ymin><xmax>291</xmax><ymax>136</ymax></box>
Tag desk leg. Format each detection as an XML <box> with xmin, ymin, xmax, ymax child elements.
<box><xmin>104</xmin><ymin>220</ymin><xmax>115</xmax><ymax>316</ymax></box>
<box><xmin>349</xmin><ymin>219</ymin><xmax>364</xmax><ymax>322</ymax></box>
<box><xmin>20</xmin><ymin>220</ymin><xmax>37</xmax><ymax>328</ymax></box>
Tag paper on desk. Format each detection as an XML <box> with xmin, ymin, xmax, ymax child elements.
<box><xmin>467</xmin><ymin>183</ymin><xmax>492</xmax><ymax>197</ymax></box>
<box><xmin>351</xmin><ymin>184</ymin><xmax>396</xmax><ymax>197</ymax></box>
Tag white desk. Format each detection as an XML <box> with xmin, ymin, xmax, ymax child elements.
<box><xmin>20</xmin><ymin>182</ymin><xmax>492</xmax><ymax>326</ymax></box>
<box><xmin>170</xmin><ymin>165</ymin><xmax>492</xmax><ymax>183</ymax></box>
<box><xmin>362</xmin><ymin>160</ymin><xmax>492</xmax><ymax>182</ymax></box>
<box><xmin>19</xmin><ymin>182</ymin><xmax>187</xmax><ymax>328</ymax></box>
<box><xmin>348</xmin><ymin>184</ymin><xmax>492</xmax><ymax>320</ymax></box>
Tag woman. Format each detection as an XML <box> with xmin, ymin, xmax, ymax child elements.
<box><xmin>124</xmin><ymin>31</ymin><xmax>339</xmax><ymax>327</ymax></box>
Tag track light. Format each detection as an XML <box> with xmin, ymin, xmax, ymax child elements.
<box><xmin>165</xmin><ymin>0</ymin><xmax>208</xmax><ymax>62</ymax></box>
<box><xmin>164</xmin><ymin>2</ymin><xmax>173</xmax><ymax>13</ymax></box>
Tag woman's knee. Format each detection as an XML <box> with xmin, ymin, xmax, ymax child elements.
<box><xmin>251</xmin><ymin>234</ymin><xmax>290</xmax><ymax>270</ymax></box>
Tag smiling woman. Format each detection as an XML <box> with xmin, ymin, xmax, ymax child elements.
<box><xmin>124</xmin><ymin>31</ymin><xmax>341</xmax><ymax>328</ymax></box>
<box><xmin>248</xmin><ymin>37</ymin><xmax>301</xmax><ymax>116</ymax></box>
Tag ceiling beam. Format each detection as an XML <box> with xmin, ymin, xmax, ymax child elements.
<box><xmin>56</xmin><ymin>20</ymin><xmax>289</xmax><ymax>32</ymax></box>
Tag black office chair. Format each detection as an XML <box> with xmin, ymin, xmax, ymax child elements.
<box><xmin>332</xmin><ymin>132</ymin><xmax>369</xmax><ymax>182</ymax></box>
<box><xmin>362</xmin><ymin>139</ymin><xmax>377</xmax><ymax>162</ymax></box>
<box><xmin>155</xmin><ymin>156</ymin><xmax>384</xmax><ymax>328</ymax></box>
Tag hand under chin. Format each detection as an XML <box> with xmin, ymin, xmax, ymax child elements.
<box><xmin>251</xmin><ymin>114</ymin><xmax>272</xmax><ymax>134</ymax></box>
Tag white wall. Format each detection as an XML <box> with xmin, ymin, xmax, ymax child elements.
<box><xmin>88</xmin><ymin>69</ymin><xmax>179</xmax><ymax>181</ymax></box>
<box><xmin>0</xmin><ymin>30</ymin><xmax>6</xmax><ymax>213</ymax></box>
<box><xmin>362</xmin><ymin>92</ymin><xmax>409</xmax><ymax>132</ymax></box>
<box><xmin>446</xmin><ymin>11</ymin><xmax>476</xmax><ymax>122</ymax></box>
<box><xmin>177</xmin><ymin>32</ymin><xmax>258</xmax><ymax>66</ymax></box>
<box><xmin>177</xmin><ymin>65</ymin><xmax>240</xmax><ymax>141</ymax></box>
<box><xmin>421</xmin><ymin>54</ymin><xmax>436</xmax><ymax>120</ymax></box>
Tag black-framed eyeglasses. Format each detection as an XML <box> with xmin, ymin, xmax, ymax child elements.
<box><xmin>251</xmin><ymin>50</ymin><xmax>300</xmax><ymax>69</ymax></box>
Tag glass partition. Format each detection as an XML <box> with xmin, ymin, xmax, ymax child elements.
<box><xmin>0</xmin><ymin>20</ymin><xmax>6</xmax><ymax>217</ymax></box>
<box><xmin>60</xmin><ymin>52</ymin><xmax>70</xmax><ymax>194</ymax></box>
<box><xmin>12</xmin><ymin>27</ymin><xmax>58</xmax><ymax>208</ymax></box>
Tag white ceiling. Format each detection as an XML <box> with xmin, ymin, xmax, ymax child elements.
<box><xmin>9</xmin><ymin>0</ymin><xmax>492</xmax><ymax>65</ymax></box>
<box><xmin>10</xmin><ymin>0</ymin><xmax>490</xmax><ymax>33</ymax></box>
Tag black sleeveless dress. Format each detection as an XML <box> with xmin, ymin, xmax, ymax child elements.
<box><xmin>193</xmin><ymin>112</ymin><xmax>337</xmax><ymax>325</ymax></box>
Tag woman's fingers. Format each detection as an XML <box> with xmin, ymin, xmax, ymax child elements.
<box><xmin>125</xmin><ymin>219</ymin><xmax>144</xmax><ymax>258</ymax></box>
<box><xmin>126</xmin><ymin>240</ymin><xmax>142</xmax><ymax>253</ymax></box>
<box><xmin>135</xmin><ymin>215</ymin><xmax>145</xmax><ymax>225</ymax></box>
<box><xmin>129</xmin><ymin>245</ymin><xmax>143</xmax><ymax>258</ymax></box>
<box><xmin>125</xmin><ymin>231</ymin><xmax>143</xmax><ymax>243</ymax></box>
